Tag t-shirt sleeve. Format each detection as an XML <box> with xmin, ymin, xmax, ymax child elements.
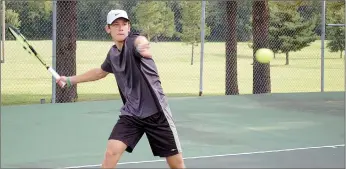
<box><xmin>101</xmin><ymin>52</ymin><xmax>113</xmax><ymax>73</ymax></box>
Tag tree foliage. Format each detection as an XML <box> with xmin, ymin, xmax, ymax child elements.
<box><xmin>268</xmin><ymin>1</ymin><xmax>317</xmax><ymax>65</ymax></box>
<box><xmin>6</xmin><ymin>1</ymin><xmax>52</xmax><ymax>39</ymax></box>
<box><xmin>326</xmin><ymin>1</ymin><xmax>345</xmax><ymax>58</ymax></box>
<box><xmin>132</xmin><ymin>1</ymin><xmax>175</xmax><ymax>41</ymax></box>
<box><xmin>4</xmin><ymin>9</ymin><xmax>21</xmax><ymax>40</ymax></box>
<box><xmin>179</xmin><ymin>1</ymin><xmax>211</xmax><ymax>45</ymax></box>
<box><xmin>179</xmin><ymin>1</ymin><xmax>211</xmax><ymax>65</ymax></box>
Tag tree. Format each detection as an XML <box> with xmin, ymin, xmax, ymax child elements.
<box><xmin>267</xmin><ymin>3</ymin><xmax>284</xmax><ymax>59</ymax></box>
<box><xmin>252</xmin><ymin>0</ymin><xmax>271</xmax><ymax>94</ymax></box>
<box><xmin>56</xmin><ymin>1</ymin><xmax>77</xmax><ymax>103</ymax></box>
<box><xmin>236</xmin><ymin>0</ymin><xmax>252</xmax><ymax>42</ymax></box>
<box><xmin>180</xmin><ymin>1</ymin><xmax>211</xmax><ymax>65</ymax></box>
<box><xmin>268</xmin><ymin>2</ymin><xmax>317</xmax><ymax>65</ymax></box>
<box><xmin>132</xmin><ymin>1</ymin><xmax>175</xmax><ymax>41</ymax></box>
<box><xmin>326</xmin><ymin>1</ymin><xmax>345</xmax><ymax>58</ymax></box>
<box><xmin>296</xmin><ymin>0</ymin><xmax>322</xmax><ymax>35</ymax></box>
<box><xmin>6</xmin><ymin>1</ymin><xmax>52</xmax><ymax>39</ymax></box>
<box><xmin>77</xmin><ymin>1</ymin><xmax>111</xmax><ymax>40</ymax></box>
<box><xmin>4</xmin><ymin>9</ymin><xmax>21</xmax><ymax>40</ymax></box>
<box><xmin>225</xmin><ymin>1</ymin><xmax>238</xmax><ymax>95</ymax></box>
<box><xmin>205</xmin><ymin>0</ymin><xmax>252</xmax><ymax>42</ymax></box>
<box><xmin>5</xmin><ymin>9</ymin><xmax>21</xmax><ymax>27</ymax></box>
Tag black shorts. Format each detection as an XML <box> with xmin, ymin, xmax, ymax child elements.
<box><xmin>108</xmin><ymin>108</ymin><xmax>182</xmax><ymax>157</ymax></box>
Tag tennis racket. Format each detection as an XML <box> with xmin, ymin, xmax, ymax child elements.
<box><xmin>7</xmin><ymin>25</ymin><xmax>66</xmax><ymax>87</ymax></box>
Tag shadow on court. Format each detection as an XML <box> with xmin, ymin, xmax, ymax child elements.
<box><xmin>1</xmin><ymin>92</ymin><xmax>345</xmax><ymax>168</ymax></box>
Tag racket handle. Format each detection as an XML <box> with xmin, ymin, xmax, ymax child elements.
<box><xmin>48</xmin><ymin>67</ymin><xmax>66</xmax><ymax>87</ymax></box>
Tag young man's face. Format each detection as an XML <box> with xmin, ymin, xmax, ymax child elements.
<box><xmin>105</xmin><ymin>18</ymin><xmax>130</xmax><ymax>42</ymax></box>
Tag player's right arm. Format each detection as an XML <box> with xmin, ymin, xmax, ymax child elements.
<box><xmin>56</xmin><ymin>68</ymin><xmax>109</xmax><ymax>88</ymax></box>
<box><xmin>57</xmin><ymin>53</ymin><xmax>113</xmax><ymax>88</ymax></box>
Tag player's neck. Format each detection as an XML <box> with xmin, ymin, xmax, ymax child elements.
<box><xmin>114</xmin><ymin>41</ymin><xmax>124</xmax><ymax>52</ymax></box>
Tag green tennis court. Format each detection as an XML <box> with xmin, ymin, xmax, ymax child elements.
<box><xmin>1</xmin><ymin>92</ymin><xmax>344</xmax><ymax>168</ymax></box>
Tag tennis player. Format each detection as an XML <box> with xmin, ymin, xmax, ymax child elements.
<box><xmin>56</xmin><ymin>9</ymin><xmax>186</xmax><ymax>169</ymax></box>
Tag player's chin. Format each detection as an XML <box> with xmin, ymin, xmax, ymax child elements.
<box><xmin>115</xmin><ymin>35</ymin><xmax>127</xmax><ymax>42</ymax></box>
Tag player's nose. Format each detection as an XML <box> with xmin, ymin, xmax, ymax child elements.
<box><xmin>118</xmin><ymin>25</ymin><xmax>125</xmax><ymax>31</ymax></box>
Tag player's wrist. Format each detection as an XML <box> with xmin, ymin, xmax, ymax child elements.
<box><xmin>66</xmin><ymin>76</ymin><xmax>76</xmax><ymax>87</ymax></box>
<box><xmin>66</xmin><ymin>77</ymin><xmax>72</xmax><ymax>87</ymax></box>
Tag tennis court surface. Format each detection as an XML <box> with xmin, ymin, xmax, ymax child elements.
<box><xmin>1</xmin><ymin>92</ymin><xmax>345</xmax><ymax>168</ymax></box>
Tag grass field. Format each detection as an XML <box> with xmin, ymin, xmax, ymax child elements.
<box><xmin>1</xmin><ymin>40</ymin><xmax>344</xmax><ymax>105</ymax></box>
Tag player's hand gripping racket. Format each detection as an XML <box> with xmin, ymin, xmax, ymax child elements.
<box><xmin>7</xmin><ymin>25</ymin><xmax>66</xmax><ymax>88</ymax></box>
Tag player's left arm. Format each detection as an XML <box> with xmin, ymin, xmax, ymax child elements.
<box><xmin>134</xmin><ymin>36</ymin><xmax>152</xmax><ymax>58</ymax></box>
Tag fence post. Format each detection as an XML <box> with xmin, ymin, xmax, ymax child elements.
<box><xmin>320</xmin><ymin>0</ymin><xmax>326</xmax><ymax>92</ymax></box>
<box><xmin>52</xmin><ymin>0</ymin><xmax>57</xmax><ymax>103</ymax></box>
<box><xmin>1</xmin><ymin>0</ymin><xmax>5</xmax><ymax>63</ymax></box>
<box><xmin>199</xmin><ymin>0</ymin><xmax>206</xmax><ymax>96</ymax></box>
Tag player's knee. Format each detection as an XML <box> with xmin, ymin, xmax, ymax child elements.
<box><xmin>102</xmin><ymin>149</ymin><xmax>122</xmax><ymax>169</ymax></box>
<box><xmin>104</xmin><ymin>140</ymin><xmax>127</xmax><ymax>159</ymax></box>
<box><xmin>105</xmin><ymin>149</ymin><xmax>119</xmax><ymax>158</ymax></box>
<box><xmin>105</xmin><ymin>146</ymin><xmax>121</xmax><ymax>158</ymax></box>
<box><xmin>104</xmin><ymin>148</ymin><xmax>124</xmax><ymax>165</ymax></box>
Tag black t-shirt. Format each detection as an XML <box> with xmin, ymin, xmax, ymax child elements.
<box><xmin>101</xmin><ymin>32</ymin><xmax>168</xmax><ymax>119</ymax></box>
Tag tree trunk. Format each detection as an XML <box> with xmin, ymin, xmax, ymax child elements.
<box><xmin>191</xmin><ymin>44</ymin><xmax>194</xmax><ymax>65</ymax></box>
<box><xmin>56</xmin><ymin>1</ymin><xmax>77</xmax><ymax>103</ymax></box>
<box><xmin>225</xmin><ymin>1</ymin><xmax>239</xmax><ymax>95</ymax></box>
<box><xmin>285</xmin><ymin>52</ymin><xmax>289</xmax><ymax>65</ymax></box>
<box><xmin>252</xmin><ymin>0</ymin><xmax>271</xmax><ymax>94</ymax></box>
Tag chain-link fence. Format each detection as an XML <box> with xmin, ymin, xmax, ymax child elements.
<box><xmin>1</xmin><ymin>0</ymin><xmax>344</xmax><ymax>105</ymax></box>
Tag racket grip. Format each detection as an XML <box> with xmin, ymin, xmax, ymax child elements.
<box><xmin>48</xmin><ymin>67</ymin><xmax>66</xmax><ymax>87</ymax></box>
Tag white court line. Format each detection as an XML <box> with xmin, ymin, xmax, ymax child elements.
<box><xmin>64</xmin><ymin>144</ymin><xmax>345</xmax><ymax>168</ymax></box>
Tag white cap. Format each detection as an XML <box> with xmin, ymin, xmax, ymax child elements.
<box><xmin>107</xmin><ymin>9</ymin><xmax>129</xmax><ymax>24</ymax></box>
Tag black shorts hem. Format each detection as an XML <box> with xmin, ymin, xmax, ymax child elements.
<box><xmin>154</xmin><ymin>150</ymin><xmax>180</xmax><ymax>158</ymax></box>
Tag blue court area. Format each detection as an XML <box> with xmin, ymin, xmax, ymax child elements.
<box><xmin>1</xmin><ymin>92</ymin><xmax>345</xmax><ymax>168</ymax></box>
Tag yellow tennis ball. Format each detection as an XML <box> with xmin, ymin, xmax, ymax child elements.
<box><xmin>255</xmin><ymin>48</ymin><xmax>274</xmax><ymax>64</ymax></box>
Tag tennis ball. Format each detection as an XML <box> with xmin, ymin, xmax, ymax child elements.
<box><xmin>255</xmin><ymin>48</ymin><xmax>274</xmax><ymax>64</ymax></box>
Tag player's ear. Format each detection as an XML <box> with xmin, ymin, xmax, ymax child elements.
<box><xmin>105</xmin><ymin>25</ymin><xmax>111</xmax><ymax>34</ymax></box>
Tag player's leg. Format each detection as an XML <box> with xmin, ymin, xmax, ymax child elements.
<box><xmin>166</xmin><ymin>153</ymin><xmax>185</xmax><ymax>169</ymax></box>
<box><xmin>101</xmin><ymin>140</ymin><xmax>127</xmax><ymax>168</ymax></box>
<box><xmin>102</xmin><ymin>115</ymin><xmax>145</xmax><ymax>168</ymax></box>
<box><xmin>144</xmin><ymin>107</ymin><xmax>185</xmax><ymax>169</ymax></box>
